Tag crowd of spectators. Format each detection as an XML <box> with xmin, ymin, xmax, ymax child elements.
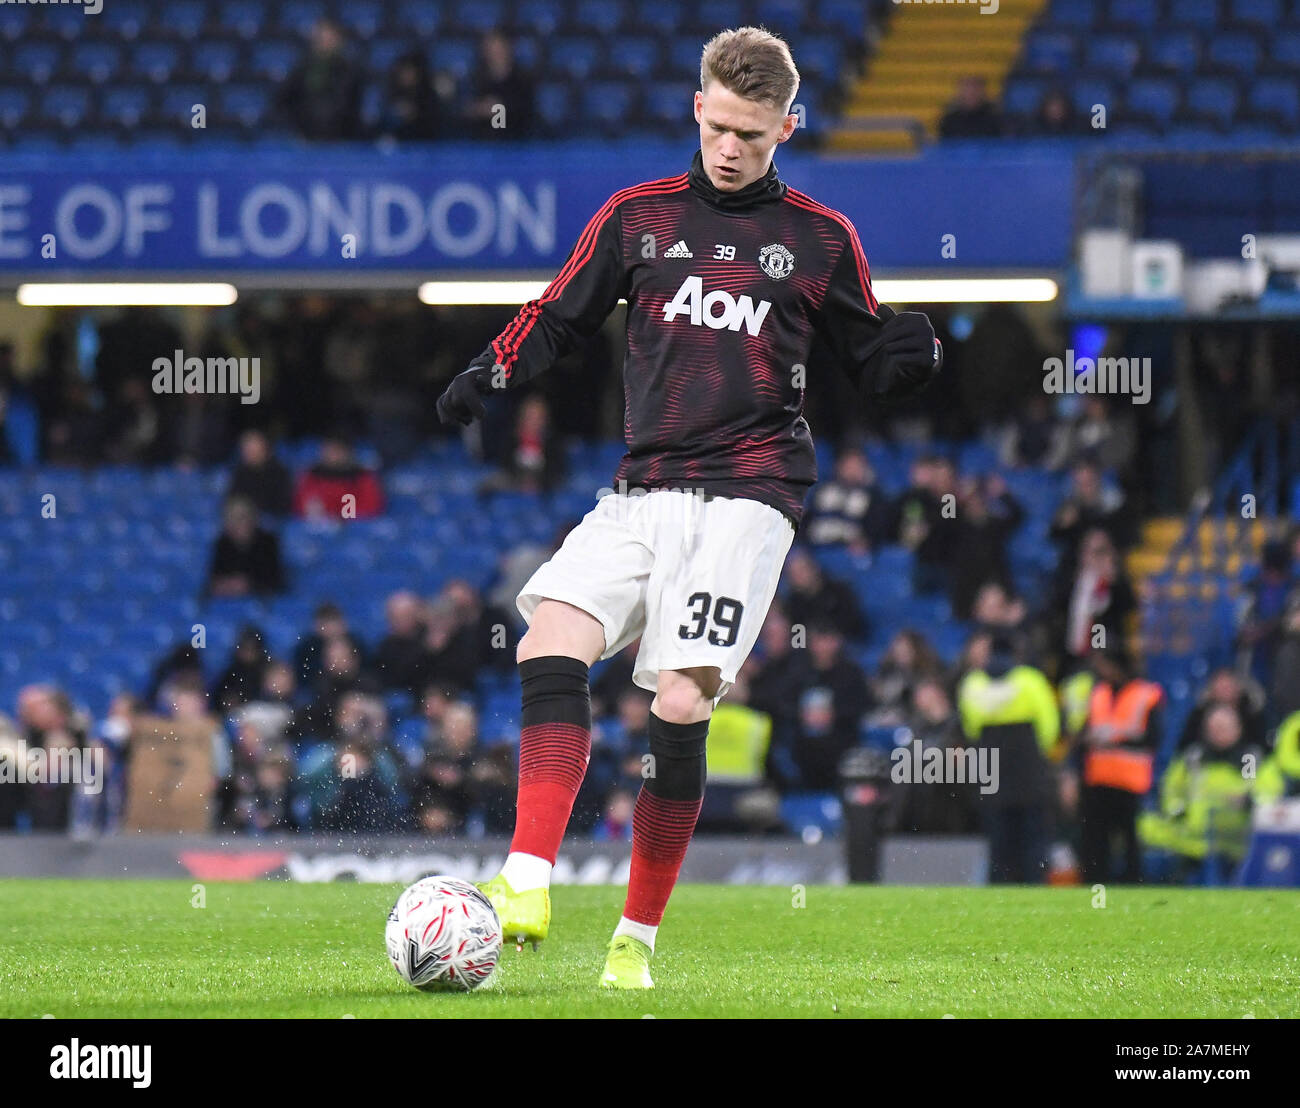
<box><xmin>278</xmin><ymin>20</ymin><xmax>538</xmax><ymax>143</ymax></box>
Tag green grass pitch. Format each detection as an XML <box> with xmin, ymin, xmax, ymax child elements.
<box><xmin>2</xmin><ymin>879</ymin><xmax>1297</xmax><ymax>1018</ymax></box>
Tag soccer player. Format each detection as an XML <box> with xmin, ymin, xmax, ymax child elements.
<box><xmin>437</xmin><ymin>26</ymin><xmax>942</xmax><ymax>988</ymax></box>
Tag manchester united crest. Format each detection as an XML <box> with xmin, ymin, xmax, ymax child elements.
<box><xmin>759</xmin><ymin>242</ymin><xmax>795</xmax><ymax>280</ymax></box>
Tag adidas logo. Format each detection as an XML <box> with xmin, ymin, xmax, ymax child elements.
<box><xmin>664</xmin><ymin>239</ymin><xmax>693</xmax><ymax>258</ymax></box>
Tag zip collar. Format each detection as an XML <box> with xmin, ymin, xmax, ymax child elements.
<box><xmin>687</xmin><ymin>148</ymin><xmax>786</xmax><ymax>212</ymax></box>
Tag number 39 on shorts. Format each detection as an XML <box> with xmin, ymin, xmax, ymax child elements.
<box><xmin>678</xmin><ymin>592</ymin><xmax>745</xmax><ymax>647</ymax></box>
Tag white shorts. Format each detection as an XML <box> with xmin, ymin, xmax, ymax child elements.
<box><xmin>517</xmin><ymin>489</ymin><xmax>795</xmax><ymax>702</ymax></box>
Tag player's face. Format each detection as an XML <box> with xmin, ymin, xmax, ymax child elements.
<box><xmin>694</xmin><ymin>85</ymin><xmax>797</xmax><ymax>192</ymax></box>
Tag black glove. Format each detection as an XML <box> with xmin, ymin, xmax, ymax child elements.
<box><xmin>436</xmin><ymin>363</ymin><xmax>497</xmax><ymax>426</ymax></box>
<box><xmin>877</xmin><ymin>304</ymin><xmax>942</xmax><ymax>386</ymax></box>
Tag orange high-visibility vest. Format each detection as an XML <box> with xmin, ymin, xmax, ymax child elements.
<box><xmin>1083</xmin><ymin>680</ymin><xmax>1163</xmax><ymax>793</ymax></box>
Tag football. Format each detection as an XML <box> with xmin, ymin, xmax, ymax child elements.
<box><xmin>385</xmin><ymin>876</ymin><xmax>502</xmax><ymax>992</ymax></box>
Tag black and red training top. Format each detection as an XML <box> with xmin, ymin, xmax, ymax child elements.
<box><xmin>469</xmin><ymin>148</ymin><xmax>893</xmax><ymax>527</ymax></box>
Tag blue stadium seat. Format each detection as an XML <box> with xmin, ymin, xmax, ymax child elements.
<box><xmin>71</xmin><ymin>42</ymin><xmax>123</xmax><ymax>85</ymax></box>
<box><xmin>1206</xmin><ymin>32</ymin><xmax>1263</xmax><ymax>75</ymax></box>
<box><xmin>607</xmin><ymin>37</ymin><xmax>662</xmax><ymax>80</ymax></box>
<box><xmin>0</xmin><ymin>87</ymin><xmax>31</xmax><ymax>130</ymax></box>
<box><xmin>397</xmin><ymin>0</ymin><xmax>444</xmax><ymax>38</ymax></box>
<box><xmin>1125</xmin><ymin>77</ymin><xmax>1181</xmax><ymax>126</ymax></box>
<box><xmin>1069</xmin><ymin>76</ymin><xmax>1117</xmax><ymax>117</ymax></box>
<box><xmin>249</xmin><ymin>41</ymin><xmax>301</xmax><ymax>83</ymax></box>
<box><xmin>158</xmin><ymin>1</ymin><xmax>208</xmax><ymax>42</ymax></box>
<box><xmin>668</xmin><ymin>35</ymin><xmax>706</xmax><ymax>78</ymax></box>
<box><xmin>216</xmin><ymin>0</ymin><xmax>267</xmax><ymax>40</ymax></box>
<box><xmin>1145</xmin><ymin>28</ymin><xmax>1201</xmax><ymax>75</ymax></box>
<box><xmin>817</xmin><ymin>0</ymin><xmax>869</xmax><ymax>37</ymax></box>
<box><xmin>219</xmin><ymin>86</ymin><xmax>273</xmax><ymax>130</ymax></box>
<box><xmin>429</xmin><ymin>38</ymin><xmax>479</xmax><ymax>81</ymax></box>
<box><xmin>130</xmin><ymin>42</ymin><xmax>182</xmax><ymax>84</ymax></box>
<box><xmin>40</xmin><ymin>87</ymin><xmax>91</xmax><ymax>131</ymax></box>
<box><xmin>1270</xmin><ymin>29</ymin><xmax>1300</xmax><ymax>69</ymax></box>
<box><xmin>191</xmin><ymin>41</ymin><xmax>240</xmax><ymax>84</ymax></box>
<box><xmin>13</xmin><ymin>43</ymin><xmax>63</xmax><ymax>85</ymax></box>
<box><xmin>797</xmin><ymin>35</ymin><xmax>844</xmax><ymax>84</ymax></box>
<box><xmin>0</xmin><ymin>6</ymin><xmax>29</xmax><ymax>42</ymax></box>
<box><xmin>1170</xmin><ymin>0</ymin><xmax>1228</xmax><ymax>27</ymax></box>
<box><xmin>1247</xmin><ymin>76</ymin><xmax>1300</xmax><ymax>129</ymax></box>
<box><xmin>98</xmin><ymin>0</ymin><xmax>148</xmax><ymax>41</ymax></box>
<box><xmin>514</xmin><ymin>0</ymin><xmax>565</xmax><ymax>36</ymax></box>
<box><xmin>367</xmin><ymin>38</ymin><xmax>409</xmax><ymax>76</ymax></box>
<box><xmin>755</xmin><ymin>0</ymin><xmax>809</xmax><ymax>33</ymax></box>
<box><xmin>582</xmin><ymin>81</ymin><xmax>635</xmax><ymax>132</ymax></box>
<box><xmin>337</xmin><ymin>1</ymin><xmax>385</xmax><ymax>42</ymax></box>
<box><xmin>1107</xmin><ymin>0</ymin><xmax>1162</xmax><ymax>27</ymax></box>
<box><xmin>277</xmin><ymin>0</ymin><xmax>328</xmax><ymax>38</ymax></box>
<box><xmin>1045</xmin><ymin>0</ymin><xmax>1100</xmax><ymax>28</ymax></box>
<box><xmin>1021</xmin><ymin>32</ymin><xmax>1077</xmax><ymax>74</ymax></box>
<box><xmin>1227</xmin><ymin>0</ymin><xmax>1285</xmax><ymax>30</ymax></box>
<box><xmin>100</xmin><ymin>86</ymin><xmax>152</xmax><ymax>131</ymax></box>
<box><xmin>1183</xmin><ymin>77</ymin><xmax>1241</xmax><ymax>127</ymax></box>
<box><xmin>640</xmin><ymin>0</ymin><xmax>686</xmax><ymax>36</ymax></box>
<box><xmin>546</xmin><ymin>36</ymin><xmax>605</xmax><ymax>81</ymax></box>
<box><xmin>571</xmin><ymin>0</ymin><xmax>628</xmax><ymax>35</ymax></box>
<box><xmin>694</xmin><ymin>0</ymin><xmax>746</xmax><ymax>34</ymax></box>
<box><xmin>453</xmin><ymin>0</ymin><xmax>508</xmax><ymax>34</ymax></box>
<box><xmin>1085</xmin><ymin>34</ymin><xmax>1141</xmax><ymax>77</ymax></box>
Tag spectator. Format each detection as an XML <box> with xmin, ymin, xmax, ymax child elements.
<box><xmin>1270</xmin><ymin>597</ymin><xmax>1300</xmax><ymax>722</ymax></box>
<box><xmin>482</xmin><ymin>393</ymin><xmax>566</xmax><ymax>494</ymax></box>
<box><xmin>948</xmin><ymin>473</ymin><xmax>1024</xmax><ymax>620</ymax></box>
<box><xmin>102</xmin><ymin>377</ymin><xmax>161</xmax><ymax>465</ymax></box>
<box><xmin>596</xmin><ymin>788</ymin><xmax>636</xmax><ymax>842</ymax></box>
<box><xmin>13</xmin><ymin>685</ymin><xmax>90</xmax><ymax>831</ymax></box>
<box><xmin>1059</xmin><ymin>395</ymin><xmax>1137</xmax><ymax>477</ymax></box>
<box><xmin>1237</xmin><ymin>540</ymin><xmax>1295</xmax><ymax>690</ymax></box>
<box><xmin>1049</xmin><ymin>458</ymin><xmax>1135</xmax><ymax>558</ymax></box>
<box><xmin>408</xmin><ymin>701</ymin><xmax>480</xmax><ymax>834</ymax></box>
<box><xmin>970</xmin><ymin>581</ymin><xmax>1028</xmax><ymax>634</ymax></box>
<box><xmin>301</xmin><ymin>637</ymin><xmax>373</xmax><ymax>741</ymax></box>
<box><xmin>957</xmin><ymin>634</ymin><xmax>1061</xmax><ymax>883</ymax></box>
<box><xmin>146</xmin><ymin>642</ymin><xmax>206</xmax><ymax>709</ymax></box>
<box><xmin>278</xmin><ymin>18</ymin><xmax>363</xmax><ymax>140</ymax></box>
<box><xmin>869</xmin><ymin>629</ymin><xmax>943</xmax><ymax>727</ymax></box>
<box><xmin>1139</xmin><ymin>703</ymin><xmax>1268</xmax><ymax>877</ymax></box>
<box><xmin>294</xmin><ymin>434</ymin><xmax>385</xmax><ymax>520</ymax></box>
<box><xmin>1052</xmin><ymin>528</ymin><xmax>1136</xmax><ymax>667</ymax></box>
<box><xmin>213</xmin><ymin>625</ymin><xmax>272</xmax><ymax>713</ymax></box>
<box><xmin>377</xmin><ymin>50</ymin><xmax>444</xmax><ymax>142</ymax></box>
<box><xmin>781</xmin><ymin>547</ymin><xmax>868</xmax><ymax>640</ymax></box>
<box><xmin>373</xmin><ymin>591</ymin><xmax>432</xmax><ymax>694</ymax></box>
<box><xmin>207</xmin><ymin>496</ymin><xmax>286</xmax><ymax>597</ymax></box>
<box><xmin>464</xmin><ymin>31</ymin><xmax>537</xmax><ymax>138</ymax></box>
<box><xmin>1178</xmin><ymin>668</ymin><xmax>1267</xmax><ymax>753</ymax></box>
<box><xmin>1073</xmin><ymin>649</ymin><xmax>1162</xmax><ymax>885</ymax></box>
<box><xmin>698</xmin><ymin>664</ymin><xmax>782</xmax><ymax>833</ymax></box>
<box><xmin>1028</xmin><ymin>88</ymin><xmax>1087</xmax><ymax>137</ymax></box>
<box><xmin>997</xmin><ymin>392</ymin><xmax>1070</xmax><ymax>470</ymax></box>
<box><xmin>423</xmin><ymin>579</ymin><xmax>515</xmax><ymax>690</ymax></box>
<box><xmin>896</xmin><ymin>678</ymin><xmax>976</xmax><ymax>834</ymax></box>
<box><xmin>295</xmin><ymin>603</ymin><xmax>366</xmax><ymax>685</ymax></box>
<box><xmin>748</xmin><ymin>605</ymin><xmax>803</xmax><ymax>725</ymax></box>
<box><xmin>238</xmin><ymin>661</ymin><xmax>303</xmax><ymax>751</ymax></box>
<box><xmin>896</xmin><ymin>454</ymin><xmax>960</xmax><ymax>595</ymax></box>
<box><xmin>804</xmin><ymin>449</ymin><xmax>894</xmax><ymax>553</ymax></box>
<box><xmin>227</xmin><ymin>429</ymin><xmax>293</xmax><ymax>519</ymax></box>
<box><xmin>772</xmin><ymin>621</ymin><xmax>872</xmax><ymax>790</ymax></box>
<box><xmin>938</xmin><ymin>75</ymin><xmax>1003</xmax><ymax>139</ymax></box>
<box><xmin>415</xmin><ymin>682</ymin><xmax>460</xmax><ymax>755</ymax></box>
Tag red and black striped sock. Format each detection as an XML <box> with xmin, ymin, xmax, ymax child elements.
<box><xmin>623</xmin><ymin>713</ymin><xmax>708</xmax><ymax>927</ymax></box>
<box><xmin>508</xmin><ymin>655</ymin><xmax>591</xmax><ymax>866</ymax></box>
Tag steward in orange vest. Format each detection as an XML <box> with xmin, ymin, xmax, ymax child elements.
<box><xmin>1077</xmin><ymin>648</ymin><xmax>1163</xmax><ymax>884</ymax></box>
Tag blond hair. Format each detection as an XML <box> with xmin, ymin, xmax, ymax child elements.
<box><xmin>700</xmin><ymin>26</ymin><xmax>800</xmax><ymax>112</ymax></box>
